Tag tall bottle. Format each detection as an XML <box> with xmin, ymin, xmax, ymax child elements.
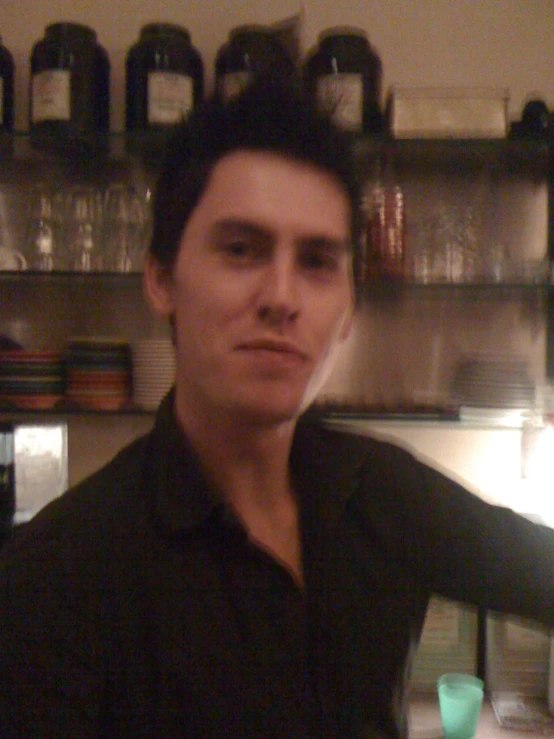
<box><xmin>0</xmin><ymin>35</ymin><xmax>14</xmax><ymax>133</ymax></box>
<box><xmin>302</xmin><ymin>27</ymin><xmax>383</xmax><ymax>134</ymax></box>
<box><xmin>363</xmin><ymin>153</ymin><xmax>406</xmax><ymax>281</ymax></box>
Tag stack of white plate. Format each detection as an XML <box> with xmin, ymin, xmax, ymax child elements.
<box><xmin>132</xmin><ymin>338</ymin><xmax>176</xmax><ymax>410</ymax></box>
<box><xmin>451</xmin><ymin>354</ymin><xmax>534</xmax><ymax>409</ymax></box>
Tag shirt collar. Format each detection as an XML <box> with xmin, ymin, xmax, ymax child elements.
<box><xmin>147</xmin><ymin>391</ymin><xmax>369</xmax><ymax>538</ymax></box>
<box><xmin>147</xmin><ymin>390</ymin><xmax>220</xmax><ymax>536</ymax></box>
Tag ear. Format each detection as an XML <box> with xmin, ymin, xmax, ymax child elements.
<box><xmin>143</xmin><ymin>256</ymin><xmax>175</xmax><ymax>318</ymax></box>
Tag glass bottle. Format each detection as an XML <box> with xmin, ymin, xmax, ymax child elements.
<box><xmin>363</xmin><ymin>153</ymin><xmax>406</xmax><ymax>281</ymax></box>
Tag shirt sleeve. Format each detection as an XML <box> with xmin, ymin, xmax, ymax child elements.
<box><xmin>353</xmin><ymin>439</ymin><xmax>554</xmax><ymax>627</ymax></box>
<box><xmin>0</xmin><ymin>522</ymin><xmax>108</xmax><ymax>738</ymax></box>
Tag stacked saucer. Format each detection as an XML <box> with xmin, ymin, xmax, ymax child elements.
<box><xmin>132</xmin><ymin>338</ymin><xmax>175</xmax><ymax>410</ymax></box>
<box><xmin>0</xmin><ymin>349</ymin><xmax>65</xmax><ymax>409</ymax></box>
<box><xmin>65</xmin><ymin>338</ymin><xmax>132</xmax><ymax>411</ymax></box>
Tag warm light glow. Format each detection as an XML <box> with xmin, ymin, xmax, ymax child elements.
<box><xmin>521</xmin><ymin>423</ymin><xmax>554</xmax><ymax>527</ymax></box>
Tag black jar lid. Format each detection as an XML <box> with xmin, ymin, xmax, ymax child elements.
<box><xmin>45</xmin><ymin>22</ymin><xmax>97</xmax><ymax>43</ymax></box>
<box><xmin>317</xmin><ymin>26</ymin><xmax>370</xmax><ymax>50</ymax></box>
<box><xmin>0</xmin><ymin>33</ymin><xmax>14</xmax><ymax>66</ymax></box>
<box><xmin>229</xmin><ymin>24</ymin><xmax>273</xmax><ymax>40</ymax></box>
<box><xmin>139</xmin><ymin>23</ymin><xmax>191</xmax><ymax>43</ymax></box>
<box><xmin>224</xmin><ymin>24</ymin><xmax>292</xmax><ymax>64</ymax></box>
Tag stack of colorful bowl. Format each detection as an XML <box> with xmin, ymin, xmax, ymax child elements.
<box><xmin>0</xmin><ymin>349</ymin><xmax>65</xmax><ymax>410</ymax></box>
<box><xmin>65</xmin><ymin>338</ymin><xmax>132</xmax><ymax>411</ymax></box>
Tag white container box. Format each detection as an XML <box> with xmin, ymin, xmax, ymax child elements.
<box><xmin>387</xmin><ymin>87</ymin><xmax>509</xmax><ymax>138</ymax></box>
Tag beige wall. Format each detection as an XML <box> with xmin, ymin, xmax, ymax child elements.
<box><xmin>2</xmin><ymin>0</ymin><xmax>554</xmax><ymax>131</ymax></box>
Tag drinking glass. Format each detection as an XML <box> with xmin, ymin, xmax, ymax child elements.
<box><xmin>435</xmin><ymin>204</ymin><xmax>482</xmax><ymax>283</ymax></box>
<box><xmin>102</xmin><ymin>185</ymin><xmax>149</xmax><ymax>272</ymax></box>
<box><xmin>438</xmin><ymin>673</ymin><xmax>484</xmax><ymax>739</ymax></box>
<box><xmin>25</xmin><ymin>186</ymin><xmax>64</xmax><ymax>271</ymax></box>
<box><xmin>64</xmin><ymin>186</ymin><xmax>104</xmax><ymax>272</ymax></box>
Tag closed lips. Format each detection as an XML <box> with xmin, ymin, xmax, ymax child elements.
<box><xmin>236</xmin><ymin>340</ymin><xmax>308</xmax><ymax>359</ymax></box>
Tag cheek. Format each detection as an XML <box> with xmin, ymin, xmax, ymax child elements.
<box><xmin>172</xmin><ymin>280</ymin><xmax>244</xmax><ymax>342</ymax></box>
<box><xmin>316</xmin><ymin>293</ymin><xmax>354</xmax><ymax>344</ymax></box>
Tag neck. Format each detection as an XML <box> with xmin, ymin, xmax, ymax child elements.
<box><xmin>174</xmin><ymin>394</ymin><xmax>304</xmax><ymax>586</ymax></box>
<box><xmin>174</xmin><ymin>395</ymin><xmax>297</xmax><ymax>512</ymax></box>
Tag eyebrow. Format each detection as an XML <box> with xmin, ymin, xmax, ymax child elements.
<box><xmin>213</xmin><ymin>219</ymin><xmax>272</xmax><ymax>242</ymax></box>
<box><xmin>212</xmin><ymin>218</ymin><xmax>351</xmax><ymax>252</ymax></box>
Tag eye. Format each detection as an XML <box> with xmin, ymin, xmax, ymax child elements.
<box><xmin>225</xmin><ymin>241</ymin><xmax>253</xmax><ymax>257</ymax></box>
<box><xmin>219</xmin><ymin>240</ymin><xmax>267</xmax><ymax>263</ymax></box>
<box><xmin>299</xmin><ymin>245</ymin><xmax>342</xmax><ymax>274</ymax></box>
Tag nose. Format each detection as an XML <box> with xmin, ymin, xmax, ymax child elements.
<box><xmin>256</xmin><ymin>249</ymin><xmax>300</xmax><ymax>326</ymax></box>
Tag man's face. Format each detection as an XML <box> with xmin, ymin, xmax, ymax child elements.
<box><xmin>146</xmin><ymin>150</ymin><xmax>354</xmax><ymax>426</ymax></box>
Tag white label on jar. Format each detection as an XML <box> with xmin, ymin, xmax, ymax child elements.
<box><xmin>317</xmin><ymin>73</ymin><xmax>363</xmax><ymax>131</ymax></box>
<box><xmin>32</xmin><ymin>70</ymin><xmax>71</xmax><ymax>122</ymax></box>
<box><xmin>221</xmin><ymin>71</ymin><xmax>253</xmax><ymax>103</ymax></box>
<box><xmin>0</xmin><ymin>77</ymin><xmax>3</xmax><ymax>125</ymax></box>
<box><xmin>147</xmin><ymin>72</ymin><xmax>193</xmax><ymax>125</ymax></box>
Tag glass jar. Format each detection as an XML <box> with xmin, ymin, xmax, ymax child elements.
<box><xmin>125</xmin><ymin>23</ymin><xmax>203</xmax><ymax>133</ymax></box>
<box><xmin>30</xmin><ymin>23</ymin><xmax>109</xmax><ymax>153</ymax></box>
<box><xmin>215</xmin><ymin>25</ymin><xmax>295</xmax><ymax>103</ymax></box>
<box><xmin>0</xmin><ymin>35</ymin><xmax>14</xmax><ymax>132</ymax></box>
<box><xmin>302</xmin><ymin>27</ymin><xmax>383</xmax><ymax>133</ymax></box>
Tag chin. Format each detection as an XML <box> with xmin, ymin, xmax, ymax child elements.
<box><xmin>233</xmin><ymin>394</ymin><xmax>305</xmax><ymax>426</ymax></box>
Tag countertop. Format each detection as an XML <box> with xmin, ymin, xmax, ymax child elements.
<box><xmin>409</xmin><ymin>697</ymin><xmax>554</xmax><ymax>739</ymax></box>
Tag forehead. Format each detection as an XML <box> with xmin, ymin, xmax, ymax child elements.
<box><xmin>192</xmin><ymin>150</ymin><xmax>352</xmax><ymax>239</ymax></box>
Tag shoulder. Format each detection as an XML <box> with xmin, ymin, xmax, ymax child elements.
<box><xmin>296</xmin><ymin>416</ymin><xmax>474</xmax><ymax>513</ymax></box>
<box><xmin>294</xmin><ymin>415</ymin><xmax>431</xmax><ymax>514</ymax></box>
<box><xmin>0</xmin><ymin>430</ymin><xmax>153</xmax><ymax>579</ymax></box>
<box><xmin>296</xmin><ymin>415</ymin><xmax>422</xmax><ymax>478</ymax></box>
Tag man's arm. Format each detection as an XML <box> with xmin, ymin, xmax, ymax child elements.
<box><xmin>354</xmin><ymin>440</ymin><xmax>554</xmax><ymax>626</ymax></box>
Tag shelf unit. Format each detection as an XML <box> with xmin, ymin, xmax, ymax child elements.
<box><xmin>1</xmin><ymin>131</ymin><xmax>552</xmax><ymax>697</ymax></box>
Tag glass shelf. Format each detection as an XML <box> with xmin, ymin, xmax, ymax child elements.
<box><xmin>0</xmin><ymin>270</ymin><xmax>144</xmax><ymax>284</ymax></box>
<box><xmin>360</xmin><ymin>279</ymin><xmax>551</xmax><ymax>303</ymax></box>
<box><xmin>351</xmin><ymin>135</ymin><xmax>551</xmax><ymax>176</ymax></box>
<box><xmin>309</xmin><ymin>408</ymin><xmax>530</xmax><ymax>431</ymax></box>
<box><xmin>0</xmin><ymin>405</ymin><xmax>154</xmax><ymax>418</ymax></box>
<box><xmin>0</xmin><ymin>130</ymin><xmax>178</xmax><ymax>168</ymax></box>
<box><xmin>1</xmin><ymin>271</ymin><xmax>549</xmax><ymax>305</ymax></box>
<box><xmin>0</xmin><ymin>406</ymin><xmax>524</xmax><ymax>431</ymax></box>
<box><xmin>1</xmin><ymin>129</ymin><xmax>550</xmax><ymax>172</ymax></box>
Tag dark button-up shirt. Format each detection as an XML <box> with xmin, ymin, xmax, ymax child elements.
<box><xmin>1</xmin><ymin>394</ymin><xmax>554</xmax><ymax>738</ymax></box>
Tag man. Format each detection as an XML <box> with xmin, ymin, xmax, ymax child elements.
<box><xmin>1</xmin><ymin>81</ymin><xmax>553</xmax><ymax>738</ymax></box>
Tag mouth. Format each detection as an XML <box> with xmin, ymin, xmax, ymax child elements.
<box><xmin>236</xmin><ymin>339</ymin><xmax>309</xmax><ymax>362</ymax></box>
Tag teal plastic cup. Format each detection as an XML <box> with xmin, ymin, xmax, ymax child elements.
<box><xmin>437</xmin><ymin>673</ymin><xmax>484</xmax><ymax>739</ymax></box>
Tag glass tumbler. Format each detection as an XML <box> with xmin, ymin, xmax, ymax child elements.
<box><xmin>102</xmin><ymin>185</ymin><xmax>149</xmax><ymax>272</ymax></box>
<box><xmin>25</xmin><ymin>186</ymin><xmax>64</xmax><ymax>271</ymax></box>
<box><xmin>64</xmin><ymin>186</ymin><xmax>104</xmax><ymax>272</ymax></box>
